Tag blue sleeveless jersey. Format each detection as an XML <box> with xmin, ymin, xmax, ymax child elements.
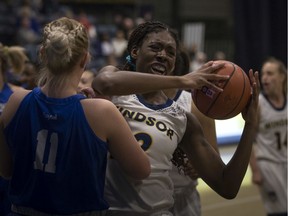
<box><xmin>4</xmin><ymin>88</ymin><xmax>109</xmax><ymax>214</ymax></box>
<box><xmin>0</xmin><ymin>83</ymin><xmax>13</xmax><ymax>215</ymax></box>
<box><xmin>0</xmin><ymin>83</ymin><xmax>13</xmax><ymax>114</ymax></box>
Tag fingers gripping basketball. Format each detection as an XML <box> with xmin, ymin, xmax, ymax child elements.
<box><xmin>192</xmin><ymin>60</ymin><xmax>251</xmax><ymax>120</ymax></box>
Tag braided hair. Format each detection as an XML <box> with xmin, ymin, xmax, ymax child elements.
<box><xmin>122</xmin><ymin>21</ymin><xmax>181</xmax><ymax>71</ymax></box>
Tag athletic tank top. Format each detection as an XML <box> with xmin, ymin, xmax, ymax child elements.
<box><xmin>0</xmin><ymin>83</ymin><xmax>13</xmax><ymax>215</ymax></box>
<box><xmin>105</xmin><ymin>94</ymin><xmax>187</xmax><ymax>213</ymax></box>
<box><xmin>169</xmin><ymin>90</ymin><xmax>198</xmax><ymax>189</ymax></box>
<box><xmin>0</xmin><ymin>83</ymin><xmax>13</xmax><ymax>114</ymax></box>
<box><xmin>4</xmin><ymin>88</ymin><xmax>109</xmax><ymax>215</ymax></box>
<box><xmin>254</xmin><ymin>93</ymin><xmax>287</xmax><ymax>163</ymax></box>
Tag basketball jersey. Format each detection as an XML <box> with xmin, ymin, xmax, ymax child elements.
<box><xmin>254</xmin><ymin>93</ymin><xmax>287</xmax><ymax>163</ymax></box>
<box><xmin>105</xmin><ymin>94</ymin><xmax>187</xmax><ymax>214</ymax></box>
<box><xmin>0</xmin><ymin>83</ymin><xmax>13</xmax><ymax>114</ymax></box>
<box><xmin>4</xmin><ymin>87</ymin><xmax>109</xmax><ymax>215</ymax></box>
<box><xmin>169</xmin><ymin>90</ymin><xmax>198</xmax><ymax>189</ymax></box>
<box><xmin>0</xmin><ymin>83</ymin><xmax>13</xmax><ymax>215</ymax></box>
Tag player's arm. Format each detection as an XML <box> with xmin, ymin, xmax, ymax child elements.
<box><xmin>182</xmin><ymin>101</ymin><xmax>218</xmax><ymax>179</ymax></box>
<box><xmin>92</xmin><ymin>62</ymin><xmax>228</xmax><ymax>96</ymax></box>
<box><xmin>0</xmin><ymin>89</ymin><xmax>30</xmax><ymax>179</ymax></box>
<box><xmin>82</xmin><ymin>99</ymin><xmax>151</xmax><ymax>180</ymax></box>
<box><xmin>0</xmin><ymin>119</ymin><xmax>13</xmax><ymax>179</ymax></box>
<box><xmin>191</xmin><ymin>101</ymin><xmax>218</xmax><ymax>152</ymax></box>
<box><xmin>249</xmin><ymin>106</ymin><xmax>262</xmax><ymax>185</ymax></box>
<box><xmin>249</xmin><ymin>147</ymin><xmax>262</xmax><ymax>185</ymax></box>
<box><xmin>179</xmin><ymin>70</ymin><xmax>259</xmax><ymax>199</ymax></box>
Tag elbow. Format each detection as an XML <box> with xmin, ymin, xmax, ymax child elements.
<box><xmin>92</xmin><ymin>72</ymin><xmax>116</xmax><ymax>96</ymax></box>
<box><xmin>133</xmin><ymin>162</ymin><xmax>151</xmax><ymax>180</ymax></box>
<box><xmin>221</xmin><ymin>192</ymin><xmax>238</xmax><ymax>200</ymax></box>
<box><xmin>217</xmin><ymin>186</ymin><xmax>240</xmax><ymax>200</ymax></box>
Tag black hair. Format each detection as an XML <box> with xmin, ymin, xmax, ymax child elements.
<box><xmin>121</xmin><ymin>20</ymin><xmax>180</xmax><ymax>71</ymax></box>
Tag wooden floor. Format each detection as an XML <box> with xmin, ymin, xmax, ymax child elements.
<box><xmin>197</xmin><ymin>145</ymin><xmax>267</xmax><ymax>216</ymax></box>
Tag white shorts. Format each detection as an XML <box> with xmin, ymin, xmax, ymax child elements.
<box><xmin>170</xmin><ymin>184</ymin><xmax>200</xmax><ymax>216</ymax></box>
<box><xmin>257</xmin><ymin>159</ymin><xmax>287</xmax><ymax>214</ymax></box>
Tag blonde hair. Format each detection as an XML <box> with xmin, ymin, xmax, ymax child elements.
<box><xmin>0</xmin><ymin>44</ymin><xmax>28</xmax><ymax>81</ymax></box>
<box><xmin>38</xmin><ymin>17</ymin><xmax>89</xmax><ymax>89</ymax></box>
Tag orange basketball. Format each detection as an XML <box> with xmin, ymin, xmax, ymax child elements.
<box><xmin>192</xmin><ymin>60</ymin><xmax>251</xmax><ymax>120</ymax></box>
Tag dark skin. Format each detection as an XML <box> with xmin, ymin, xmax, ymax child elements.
<box><xmin>92</xmin><ymin>33</ymin><xmax>229</xmax><ymax>97</ymax></box>
<box><xmin>92</xmin><ymin>30</ymin><xmax>260</xmax><ymax>199</ymax></box>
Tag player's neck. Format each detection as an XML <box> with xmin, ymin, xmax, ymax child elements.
<box><xmin>163</xmin><ymin>88</ymin><xmax>178</xmax><ymax>100</ymax></box>
<box><xmin>267</xmin><ymin>92</ymin><xmax>285</xmax><ymax>108</ymax></box>
<box><xmin>140</xmin><ymin>91</ymin><xmax>169</xmax><ymax>105</ymax></box>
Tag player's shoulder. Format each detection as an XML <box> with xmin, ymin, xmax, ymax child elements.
<box><xmin>7</xmin><ymin>88</ymin><xmax>31</xmax><ymax>104</ymax></box>
<box><xmin>81</xmin><ymin>98</ymin><xmax>118</xmax><ymax>117</ymax></box>
<box><xmin>1</xmin><ymin>88</ymin><xmax>31</xmax><ymax>127</ymax></box>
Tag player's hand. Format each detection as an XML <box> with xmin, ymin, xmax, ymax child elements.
<box><xmin>251</xmin><ymin>170</ymin><xmax>263</xmax><ymax>185</ymax></box>
<box><xmin>79</xmin><ymin>87</ymin><xmax>96</xmax><ymax>98</ymax></box>
<box><xmin>241</xmin><ymin>70</ymin><xmax>260</xmax><ymax>122</ymax></box>
<box><xmin>183</xmin><ymin>161</ymin><xmax>199</xmax><ymax>180</ymax></box>
<box><xmin>183</xmin><ymin>61</ymin><xmax>229</xmax><ymax>92</ymax></box>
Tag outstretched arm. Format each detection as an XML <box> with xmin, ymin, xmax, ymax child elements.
<box><xmin>92</xmin><ymin>61</ymin><xmax>228</xmax><ymax>96</ymax></box>
<box><xmin>179</xmin><ymin>70</ymin><xmax>259</xmax><ymax>199</ymax></box>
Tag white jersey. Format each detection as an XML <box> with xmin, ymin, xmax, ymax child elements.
<box><xmin>169</xmin><ymin>90</ymin><xmax>197</xmax><ymax>189</ymax></box>
<box><xmin>169</xmin><ymin>90</ymin><xmax>201</xmax><ymax>216</ymax></box>
<box><xmin>105</xmin><ymin>94</ymin><xmax>187</xmax><ymax>214</ymax></box>
<box><xmin>254</xmin><ymin>93</ymin><xmax>287</xmax><ymax>163</ymax></box>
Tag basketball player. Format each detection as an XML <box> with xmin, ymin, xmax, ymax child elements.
<box><xmin>77</xmin><ymin>69</ymin><xmax>95</xmax><ymax>91</ymax></box>
<box><xmin>0</xmin><ymin>17</ymin><xmax>150</xmax><ymax>216</ymax></box>
<box><xmin>92</xmin><ymin>21</ymin><xmax>260</xmax><ymax>215</ymax></box>
<box><xmin>249</xmin><ymin>57</ymin><xmax>287</xmax><ymax>216</ymax></box>
<box><xmin>165</xmin><ymin>49</ymin><xmax>218</xmax><ymax>216</ymax></box>
<box><xmin>0</xmin><ymin>43</ymin><xmax>28</xmax><ymax>216</ymax></box>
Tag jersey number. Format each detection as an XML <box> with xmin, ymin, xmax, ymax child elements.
<box><xmin>134</xmin><ymin>132</ymin><xmax>152</xmax><ymax>151</ymax></box>
<box><xmin>275</xmin><ymin>131</ymin><xmax>287</xmax><ymax>150</ymax></box>
<box><xmin>33</xmin><ymin>130</ymin><xmax>58</xmax><ymax>173</ymax></box>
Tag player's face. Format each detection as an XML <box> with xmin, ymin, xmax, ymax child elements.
<box><xmin>78</xmin><ymin>71</ymin><xmax>94</xmax><ymax>91</ymax></box>
<box><xmin>261</xmin><ymin>62</ymin><xmax>285</xmax><ymax>95</ymax></box>
<box><xmin>133</xmin><ymin>31</ymin><xmax>177</xmax><ymax>75</ymax></box>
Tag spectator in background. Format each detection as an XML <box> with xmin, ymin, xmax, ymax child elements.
<box><xmin>111</xmin><ymin>29</ymin><xmax>128</xmax><ymax>65</ymax></box>
<box><xmin>100</xmin><ymin>32</ymin><xmax>117</xmax><ymax>66</ymax></box>
<box><xmin>250</xmin><ymin>57</ymin><xmax>287</xmax><ymax>216</ymax></box>
<box><xmin>190</xmin><ymin>51</ymin><xmax>207</xmax><ymax>71</ymax></box>
<box><xmin>214</xmin><ymin>51</ymin><xmax>226</xmax><ymax>60</ymax></box>
<box><xmin>19</xmin><ymin>61</ymin><xmax>38</xmax><ymax>90</ymax></box>
<box><xmin>16</xmin><ymin>3</ymin><xmax>41</xmax><ymax>63</ymax></box>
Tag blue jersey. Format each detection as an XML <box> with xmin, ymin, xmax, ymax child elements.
<box><xmin>0</xmin><ymin>83</ymin><xmax>13</xmax><ymax>114</ymax></box>
<box><xmin>4</xmin><ymin>88</ymin><xmax>109</xmax><ymax>215</ymax></box>
<box><xmin>0</xmin><ymin>83</ymin><xmax>13</xmax><ymax>215</ymax></box>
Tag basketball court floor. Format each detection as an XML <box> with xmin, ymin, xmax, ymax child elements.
<box><xmin>198</xmin><ymin>144</ymin><xmax>266</xmax><ymax>216</ymax></box>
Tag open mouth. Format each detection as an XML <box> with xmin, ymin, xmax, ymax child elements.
<box><xmin>151</xmin><ymin>63</ymin><xmax>166</xmax><ymax>75</ymax></box>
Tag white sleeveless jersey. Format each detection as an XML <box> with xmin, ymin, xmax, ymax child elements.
<box><xmin>169</xmin><ymin>90</ymin><xmax>198</xmax><ymax>188</ymax></box>
<box><xmin>105</xmin><ymin>94</ymin><xmax>187</xmax><ymax>213</ymax></box>
<box><xmin>254</xmin><ymin>93</ymin><xmax>287</xmax><ymax>163</ymax></box>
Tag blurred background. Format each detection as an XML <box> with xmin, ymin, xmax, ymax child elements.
<box><xmin>0</xmin><ymin>0</ymin><xmax>286</xmax><ymax>71</ymax></box>
<box><xmin>0</xmin><ymin>0</ymin><xmax>286</xmax><ymax>215</ymax></box>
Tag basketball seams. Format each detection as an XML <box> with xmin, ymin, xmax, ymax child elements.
<box><xmin>206</xmin><ymin>62</ymin><xmax>236</xmax><ymax>118</ymax></box>
<box><xmin>192</xmin><ymin>60</ymin><xmax>251</xmax><ymax>120</ymax></box>
<box><xmin>222</xmin><ymin>66</ymin><xmax>247</xmax><ymax>119</ymax></box>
